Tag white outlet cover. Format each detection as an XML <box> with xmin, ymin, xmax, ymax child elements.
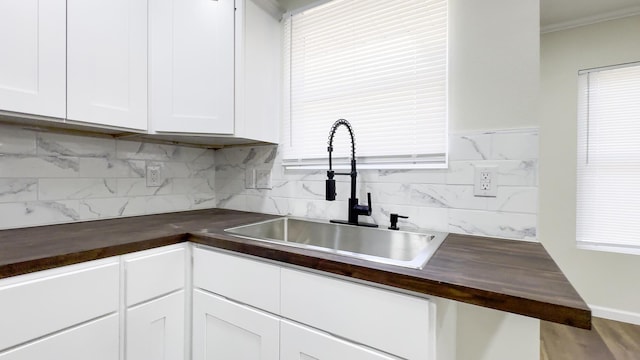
<box><xmin>474</xmin><ymin>165</ymin><xmax>498</xmax><ymax>197</ymax></box>
<box><xmin>146</xmin><ymin>165</ymin><xmax>163</xmax><ymax>187</ymax></box>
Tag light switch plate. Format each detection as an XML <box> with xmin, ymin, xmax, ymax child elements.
<box><xmin>474</xmin><ymin>165</ymin><xmax>498</xmax><ymax>197</ymax></box>
<box><xmin>245</xmin><ymin>168</ymin><xmax>256</xmax><ymax>189</ymax></box>
<box><xmin>255</xmin><ymin>169</ymin><xmax>272</xmax><ymax>189</ymax></box>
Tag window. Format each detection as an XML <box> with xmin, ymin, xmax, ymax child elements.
<box><xmin>576</xmin><ymin>62</ymin><xmax>640</xmax><ymax>255</ymax></box>
<box><xmin>281</xmin><ymin>0</ymin><xmax>448</xmax><ymax>169</ymax></box>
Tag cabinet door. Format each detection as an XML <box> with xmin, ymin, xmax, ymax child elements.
<box><xmin>281</xmin><ymin>268</ymin><xmax>435</xmax><ymax>360</ymax></box>
<box><xmin>0</xmin><ymin>315</ymin><xmax>118</xmax><ymax>360</ymax></box>
<box><xmin>0</xmin><ymin>259</ymin><xmax>119</xmax><ymax>352</ymax></box>
<box><xmin>0</xmin><ymin>0</ymin><xmax>65</xmax><ymax>118</ymax></box>
<box><xmin>67</xmin><ymin>0</ymin><xmax>147</xmax><ymax>130</ymax></box>
<box><xmin>192</xmin><ymin>290</ymin><xmax>279</xmax><ymax>360</ymax></box>
<box><xmin>234</xmin><ymin>0</ymin><xmax>281</xmax><ymax>143</ymax></box>
<box><xmin>281</xmin><ymin>320</ymin><xmax>400</xmax><ymax>360</ymax></box>
<box><xmin>124</xmin><ymin>244</ymin><xmax>186</xmax><ymax>307</ymax></box>
<box><xmin>127</xmin><ymin>291</ymin><xmax>185</xmax><ymax>360</ymax></box>
<box><xmin>149</xmin><ymin>0</ymin><xmax>234</xmax><ymax>134</ymax></box>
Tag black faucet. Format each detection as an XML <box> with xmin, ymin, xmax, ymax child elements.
<box><xmin>325</xmin><ymin>119</ymin><xmax>377</xmax><ymax>227</ymax></box>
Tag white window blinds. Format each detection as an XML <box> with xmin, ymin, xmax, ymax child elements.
<box><xmin>577</xmin><ymin>62</ymin><xmax>640</xmax><ymax>255</ymax></box>
<box><xmin>282</xmin><ymin>0</ymin><xmax>448</xmax><ymax>168</ymax></box>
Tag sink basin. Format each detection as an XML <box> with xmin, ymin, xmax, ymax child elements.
<box><xmin>224</xmin><ymin>217</ymin><xmax>448</xmax><ymax>269</ymax></box>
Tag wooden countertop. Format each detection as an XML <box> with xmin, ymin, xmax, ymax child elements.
<box><xmin>0</xmin><ymin>208</ymin><xmax>591</xmax><ymax>329</ymax></box>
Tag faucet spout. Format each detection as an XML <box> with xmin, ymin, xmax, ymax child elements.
<box><xmin>325</xmin><ymin>119</ymin><xmax>377</xmax><ymax>228</ymax></box>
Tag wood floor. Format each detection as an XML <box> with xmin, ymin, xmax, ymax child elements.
<box><xmin>541</xmin><ymin>317</ymin><xmax>640</xmax><ymax>360</ymax></box>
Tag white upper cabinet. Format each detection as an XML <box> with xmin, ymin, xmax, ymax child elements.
<box><xmin>67</xmin><ymin>0</ymin><xmax>148</xmax><ymax>131</ymax></box>
<box><xmin>234</xmin><ymin>0</ymin><xmax>281</xmax><ymax>143</ymax></box>
<box><xmin>0</xmin><ymin>0</ymin><xmax>280</xmax><ymax>143</ymax></box>
<box><xmin>149</xmin><ymin>0</ymin><xmax>235</xmax><ymax>135</ymax></box>
<box><xmin>0</xmin><ymin>0</ymin><xmax>65</xmax><ymax>119</ymax></box>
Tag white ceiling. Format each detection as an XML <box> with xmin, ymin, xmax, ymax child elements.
<box><xmin>541</xmin><ymin>0</ymin><xmax>640</xmax><ymax>31</ymax></box>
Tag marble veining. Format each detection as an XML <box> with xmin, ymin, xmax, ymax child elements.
<box><xmin>37</xmin><ymin>133</ymin><xmax>114</xmax><ymax>158</ymax></box>
<box><xmin>0</xmin><ymin>179</ymin><xmax>38</xmax><ymax>203</ymax></box>
<box><xmin>32</xmin><ymin>201</ymin><xmax>81</xmax><ymax>221</ymax></box>
<box><xmin>215</xmin><ymin>128</ymin><xmax>540</xmax><ymax>241</ymax></box>
<box><xmin>44</xmin><ymin>156</ymin><xmax>80</xmax><ymax>171</ymax></box>
<box><xmin>0</xmin><ymin>122</ymin><xmax>538</xmax><ymax>239</ymax></box>
<box><xmin>0</xmin><ymin>123</ymin><xmax>216</xmax><ymax>230</ymax></box>
<box><xmin>460</xmin><ymin>135</ymin><xmax>490</xmax><ymax>160</ymax></box>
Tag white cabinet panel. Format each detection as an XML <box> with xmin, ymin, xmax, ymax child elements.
<box><xmin>124</xmin><ymin>244</ymin><xmax>186</xmax><ymax>306</ymax></box>
<box><xmin>0</xmin><ymin>314</ymin><xmax>118</xmax><ymax>360</ymax></box>
<box><xmin>193</xmin><ymin>247</ymin><xmax>280</xmax><ymax>314</ymax></box>
<box><xmin>281</xmin><ymin>268</ymin><xmax>435</xmax><ymax>360</ymax></box>
<box><xmin>67</xmin><ymin>0</ymin><xmax>147</xmax><ymax>130</ymax></box>
<box><xmin>149</xmin><ymin>0</ymin><xmax>235</xmax><ymax>134</ymax></box>
<box><xmin>192</xmin><ymin>289</ymin><xmax>279</xmax><ymax>360</ymax></box>
<box><xmin>0</xmin><ymin>259</ymin><xmax>119</xmax><ymax>352</ymax></box>
<box><xmin>0</xmin><ymin>0</ymin><xmax>65</xmax><ymax>118</ymax></box>
<box><xmin>127</xmin><ymin>291</ymin><xmax>186</xmax><ymax>360</ymax></box>
<box><xmin>234</xmin><ymin>0</ymin><xmax>281</xmax><ymax>143</ymax></box>
<box><xmin>281</xmin><ymin>320</ymin><xmax>400</xmax><ymax>360</ymax></box>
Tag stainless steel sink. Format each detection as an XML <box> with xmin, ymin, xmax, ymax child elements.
<box><xmin>224</xmin><ymin>217</ymin><xmax>447</xmax><ymax>269</ymax></box>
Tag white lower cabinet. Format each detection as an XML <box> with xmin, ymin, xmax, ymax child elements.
<box><xmin>281</xmin><ymin>268</ymin><xmax>435</xmax><ymax>360</ymax></box>
<box><xmin>280</xmin><ymin>320</ymin><xmax>399</xmax><ymax>360</ymax></box>
<box><xmin>192</xmin><ymin>247</ymin><xmax>438</xmax><ymax>360</ymax></box>
<box><xmin>124</xmin><ymin>244</ymin><xmax>187</xmax><ymax>360</ymax></box>
<box><xmin>0</xmin><ymin>244</ymin><xmax>187</xmax><ymax>360</ymax></box>
<box><xmin>0</xmin><ymin>313</ymin><xmax>119</xmax><ymax>360</ymax></box>
<box><xmin>0</xmin><ymin>244</ymin><xmax>445</xmax><ymax>360</ymax></box>
<box><xmin>126</xmin><ymin>291</ymin><xmax>185</xmax><ymax>360</ymax></box>
<box><xmin>0</xmin><ymin>258</ymin><xmax>119</xmax><ymax>352</ymax></box>
<box><xmin>192</xmin><ymin>289</ymin><xmax>279</xmax><ymax>360</ymax></box>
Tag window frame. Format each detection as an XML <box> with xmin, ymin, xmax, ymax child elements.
<box><xmin>576</xmin><ymin>61</ymin><xmax>640</xmax><ymax>256</ymax></box>
<box><xmin>280</xmin><ymin>0</ymin><xmax>449</xmax><ymax>170</ymax></box>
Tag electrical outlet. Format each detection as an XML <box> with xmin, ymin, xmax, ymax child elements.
<box><xmin>255</xmin><ymin>169</ymin><xmax>272</xmax><ymax>189</ymax></box>
<box><xmin>146</xmin><ymin>165</ymin><xmax>163</xmax><ymax>187</ymax></box>
<box><xmin>474</xmin><ymin>165</ymin><xmax>498</xmax><ymax>197</ymax></box>
<box><xmin>245</xmin><ymin>168</ymin><xmax>256</xmax><ymax>189</ymax></box>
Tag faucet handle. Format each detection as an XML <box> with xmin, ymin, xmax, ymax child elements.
<box><xmin>353</xmin><ymin>192</ymin><xmax>373</xmax><ymax>216</ymax></box>
<box><xmin>326</xmin><ymin>171</ymin><xmax>336</xmax><ymax>201</ymax></box>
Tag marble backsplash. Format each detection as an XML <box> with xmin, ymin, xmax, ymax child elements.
<box><xmin>215</xmin><ymin>128</ymin><xmax>539</xmax><ymax>240</ymax></box>
<box><xmin>0</xmin><ymin>123</ymin><xmax>216</xmax><ymax>229</ymax></box>
<box><xmin>0</xmin><ymin>121</ymin><xmax>538</xmax><ymax>240</ymax></box>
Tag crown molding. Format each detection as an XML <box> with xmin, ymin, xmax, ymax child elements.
<box><xmin>252</xmin><ymin>0</ymin><xmax>285</xmax><ymax>20</ymax></box>
<box><xmin>541</xmin><ymin>5</ymin><xmax>640</xmax><ymax>33</ymax></box>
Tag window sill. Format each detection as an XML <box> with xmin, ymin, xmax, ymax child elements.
<box><xmin>284</xmin><ymin>163</ymin><xmax>448</xmax><ymax>170</ymax></box>
<box><xmin>577</xmin><ymin>242</ymin><xmax>640</xmax><ymax>256</ymax></box>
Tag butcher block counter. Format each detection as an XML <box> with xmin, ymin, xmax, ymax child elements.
<box><xmin>0</xmin><ymin>208</ymin><xmax>590</xmax><ymax>329</ymax></box>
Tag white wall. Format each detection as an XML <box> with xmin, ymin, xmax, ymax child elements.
<box><xmin>540</xmin><ymin>15</ymin><xmax>640</xmax><ymax>320</ymax></box>
<box><xmin>449</xmin><ymin>0</ymin><xmax>539</xmax><ymax>132</ymax></box>
<box><xmin>457</xmin><ymin>303</ymin><xmax>539</xmax><ymax>360</ymax></box>
<box><xmin>278</xmin><ymin>0</ymin><xmax>541</xmax><ymax>133</ymax></box>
